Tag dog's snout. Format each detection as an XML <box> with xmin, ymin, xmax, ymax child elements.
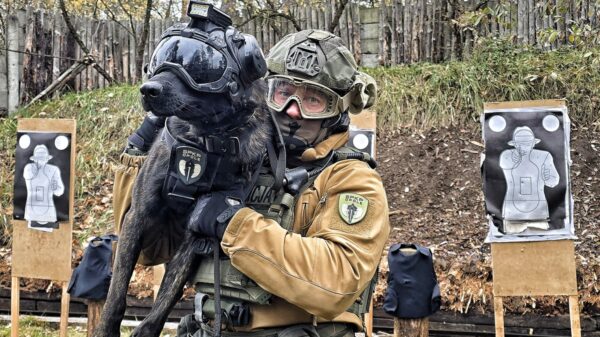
<box><xmin>140</xmin><ymin>82</ymin><xmax>163</xmax><ymax>98</ymax></box>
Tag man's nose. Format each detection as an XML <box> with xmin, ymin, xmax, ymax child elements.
<box><xmin>285</xmin><ymin>101</ymin><xmax>302</xmax><ymax>120</ymax></box>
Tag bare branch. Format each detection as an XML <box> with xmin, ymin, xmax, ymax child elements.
<box><xmin>58</xmin><ymin>0</ymin><xmax>114</xmax><ymax>84</ymax></box>
<box><xmin>328</xmin><ymin>0</ymin><xmax>350</xmax><ymax>33</ymax></box>
<box><xmin>99</xmin><ymin>0</ymin><xmax>134</xmax><ymax>36</ymax></box>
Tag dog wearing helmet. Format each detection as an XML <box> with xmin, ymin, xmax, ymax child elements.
<box><xmin>94</xmin><ymin>3</ymin><xmax>272</xmax><ymax>337</ymax></box>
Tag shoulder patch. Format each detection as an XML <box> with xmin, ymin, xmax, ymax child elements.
<box><xmin>338</xmin><ymin>193</ymin><xmax>369</xmax><ymax>224</ymax></box>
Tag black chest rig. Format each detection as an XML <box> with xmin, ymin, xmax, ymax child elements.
<box><xmin>160</xmin><ymin>119</ymin><xmax>251</xmax><ymax>213</ymax></box>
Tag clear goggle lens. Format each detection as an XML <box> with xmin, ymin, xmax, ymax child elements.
<box><xmin>266</xmin><ymin>76</ymin><xmax>342</xmax><ymax>119</ymax></box>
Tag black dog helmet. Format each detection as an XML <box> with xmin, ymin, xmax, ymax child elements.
<box><xmin>146</xmin><ymin>2</ymin><xmax>267</xmax><ymax>99</ymax></box>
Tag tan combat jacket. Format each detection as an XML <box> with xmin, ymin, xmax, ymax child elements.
<box><xmin>221</xmin><ymin>131</ymin><xmax>391</xmax><ymax>331</ymax></box>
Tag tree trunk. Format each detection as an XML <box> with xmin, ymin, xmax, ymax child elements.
<box><xmin>135</xmin><ymin>0</ymin><xmax>153</xmax><ymax>82</ymax></box>
<box><xmin>391</xmin><ymin>0</ymin><xmax>397</xmax><ymax>65</ymax></box>
<box><xmin>411</xmin><ymin>0</ymin><xmax>419</xmax><ymax>62</ymax></box>
<box><xmin>328</xmin><ymin>0</ymin><xmax>349</xmax><ymax>33</ymax></box>
<box><xmin>404</xmin><ymin>0</ymin><xmax>411</xmax><ymax>62</ymax></box>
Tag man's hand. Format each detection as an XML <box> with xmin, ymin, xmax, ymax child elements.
<box><xmin>511</xmin><ymin>148</ymin><xmax>522</xmax><ymax>164</ymax></box>
<box><xmin>188</xmin><ymin>186</ymin><xmax>245</xmax><ymax>240</ymax></box>
<box><xmin>126</xmin><ymin>113</ymin><xmax>166</xmax><ymax>155</ymax></box>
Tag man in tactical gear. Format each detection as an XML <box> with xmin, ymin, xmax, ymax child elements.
<box><xmin>114</xmin><ymin>28</ymin><xmax>389</xmax><ymax>337</ymax></box>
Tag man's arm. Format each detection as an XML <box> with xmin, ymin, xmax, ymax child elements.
<box><xmin>221</xmin><ymin>160</ymin><xmax>390</xmax><ymax>319</ymax></box>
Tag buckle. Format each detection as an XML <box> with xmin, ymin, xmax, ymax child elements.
<box><xmin>205</xmin><ymin>136</ymin><xmax>240</xmax><ymax>155</ymax></box>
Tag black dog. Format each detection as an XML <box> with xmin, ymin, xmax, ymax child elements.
<box><xmin>93</xmin><ymin>69</ymin><xmax>272</xmax><ymax>337</ymax></box>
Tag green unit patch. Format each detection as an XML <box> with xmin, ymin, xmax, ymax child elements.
<box><xmin>338</xmin><ymin>193</ymin><xmax>368</xmax><ymax>225</ymax></box>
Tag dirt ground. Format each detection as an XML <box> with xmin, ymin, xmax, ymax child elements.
<box><xmin>1</xmin><ymin>125</ymin><xmax>598</xmax><ymax>317</ymax></box>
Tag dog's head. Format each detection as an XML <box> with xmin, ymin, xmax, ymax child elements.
<box><xmin>140</xmin><ymin>20</ymin><xmax>267</xmax><ymax>132</ymax></box>
<box><xmin>140</xmin><ymin>71</ymin><xmax>236</xmax><ymax>127</ymax></box>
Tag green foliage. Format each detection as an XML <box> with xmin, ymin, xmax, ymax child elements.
<box><xmin>0</xmin><ymin>84</ymin><xmax>144</xmax><ymax>242</ymax></box>
<box><xmin>365</xmin><ymin>39</ymin><xmax>600</xmax><ymax>130</ymax></box>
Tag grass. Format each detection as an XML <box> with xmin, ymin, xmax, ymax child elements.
<box><xmin>364</xmin><ymin>39</ymin><xmax>600</xmax><ymax>129</ymax></box>
<box><xmin>0</xmin><ymin>316</ymin><xmax>178</xmax><ymax>336</ymax></box>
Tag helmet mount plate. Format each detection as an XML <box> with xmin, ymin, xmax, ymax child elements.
<box><xmin>286</xmin><ymin>42</ymin><xmax>321</xmax><ymax>77</ymax></box>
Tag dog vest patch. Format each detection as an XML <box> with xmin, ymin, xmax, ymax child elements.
<box><xmin>338</xmin><ymin>193</ymin><xmax>368</xmax><ymax>225</ymax></box>
<box><xmin>174</xmin><ymin>146</ymin><xmax>207</xmax><ymax>185</ymax></box>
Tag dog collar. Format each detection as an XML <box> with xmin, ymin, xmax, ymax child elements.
<box><xmin>161</xmin><ymin>118</ymin><xmax>241</xmax><ymax>155</ymax></box>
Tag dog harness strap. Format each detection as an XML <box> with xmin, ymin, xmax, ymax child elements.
<box><xmin>161</xmin><ymin>119</ymin><xmax>241</xmax><ymax>155</ymax></box>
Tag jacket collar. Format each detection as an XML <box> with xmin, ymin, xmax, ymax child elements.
<box><xmin>300</xmin><ymin>131</ymin><xmax>349</xmax><ymax>162</ymax></box>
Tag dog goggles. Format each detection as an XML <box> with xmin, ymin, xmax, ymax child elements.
<box><xmin>266</xmin><ymin>75</ymin><xmax>351</xmax><ymax>119</ymax></box>
<box><xmin>147</xmin><ymin>35</ymin><xmax>236</xmax><ymax>93</ymax></box>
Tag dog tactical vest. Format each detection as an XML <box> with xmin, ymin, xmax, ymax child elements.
<box><xmin>160</xmin><ymin>119</ymin><xmax>251</xmax><ymax>213</ymax></box>
<box><xmin>191</xmin><ymin>146</ymin><xmax>378</xmax><ymax>327</ymax></box>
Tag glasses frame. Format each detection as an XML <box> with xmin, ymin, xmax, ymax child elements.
<box><xmin>266</xmin><ymin>75</ymin><xmax>345</xmax><ymax>120</ymax></box>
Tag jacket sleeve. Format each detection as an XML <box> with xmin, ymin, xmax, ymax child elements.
<box><xmin>221</xmin><ymin>160</ymin><xmax>390</xmax><ymax>319</ymax></box>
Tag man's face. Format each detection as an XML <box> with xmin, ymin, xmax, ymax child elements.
<box><xmin>515</xmin><ymin>140</ymin><xmax>534</xmax><ymax>155</ymax></box>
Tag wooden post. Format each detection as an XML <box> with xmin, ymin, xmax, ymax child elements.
<box><xmin>364</xmin><ymin>299</ymin><xmax>373</xmax><ymax>337</ymax></box>
<box><xmin>569</xmin><ymin>295</ymin><xmax>582</xmax><ymax>337</ymax></box>
<box><xmin>493</xmin><ymin>296</ymin><xmax>505</xmax><ymax>337</ymax></box>
<box><xmin>60</xmin><ymin>283</ymin><xmax>70</xmax><ymax>337</ymax></box>
<box><xmin>7</xmin><ymin>15</ymin><xmax>20</xmax><ymax>114</ymax></box>
<box><xmin>11</xmin><ymin>277</ymin><xmax>19</xmax><ymax>337</ymax></box>
<box><xmin>87</xmin><ymin>300</ymin><xmax>105</xmax><ymax>337</ymax></box>
<box><xmin>393</xmin><ymin>317</ymin><xmax>429</xmax><ymax>337</ymax></box>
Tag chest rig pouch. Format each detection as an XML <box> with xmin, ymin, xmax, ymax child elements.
<box><xmin>161</xmin><ymin>119</ymin><xmax>241</xmax><ymax>213</ymax></box>
<box><xmin>192</xmin><ymin>146</ymin><xmax>378</xmax><ymax>326</ymax></box>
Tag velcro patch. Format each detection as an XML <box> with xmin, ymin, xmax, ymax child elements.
<box><xmin>338</xmin><ymin>193</ymin><xmax>368</xmax><ymax>225</ymax></box>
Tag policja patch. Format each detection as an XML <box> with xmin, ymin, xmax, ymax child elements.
<box><xmin>175</xmin><ymin>146</ymin><xmax>207</xmax><ymax>185</ymax></box>
<box><xmin>338</xmin><ymin>193</ymin><xmax>368</xmax><ymax>224</ymax></box>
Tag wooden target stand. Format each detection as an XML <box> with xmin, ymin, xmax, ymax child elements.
<box><xmin>11</xmin><ymin>119</ymin><xmax>76</xmax><ymax>337</ymax></box>
<box><xmin>491</xmin><ymin>240</ymin><xmax>580</xmax><ymax>337</ymax></box>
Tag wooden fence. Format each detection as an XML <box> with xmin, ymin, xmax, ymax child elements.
<box><xmin>2</xmin><ymin>0</ymin><xmax>600</xmax><ymax>114</ymax></box>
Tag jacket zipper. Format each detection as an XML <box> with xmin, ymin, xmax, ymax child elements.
<box><xmin>301</xmin><ymin>192</ymin><xmax>328</xmax><ymax>236</ymax></box>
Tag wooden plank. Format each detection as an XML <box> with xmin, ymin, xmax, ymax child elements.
<box><xmin>112</xmin><ymin>21</ymin><xmax>122</xmax><ymax>83</ymax></box>
<box><xmin>494</xmin><ymin>296</ymin><xmax>505</xmax><ymax>337</ymax></box>
<box><xmin>484</xmin><ymin>99</ymin><xmax>566</xmax><ymax>111</ymax></box>
<box><xmin>11</xmin><ymin>277</ymin><xmax>19</xmax><ymax>337</ymax></box>
<box><xmin>364</xmin><ymin>299</ymin><xmax>373</xmax><ymax>337</ymax></box>
<box><xmin>360</xmin><ymin>7</ymin><xmax>379</xmax><ymax>24</ymax></box>
<box><xmin>129</xmin><ymin>21</ymin><xmax>137</xmax><ymax>83</ymax></box>
<box><xmin>59</xmin><ymin>283</ymin><xmax>69</xmax><ymax>337</ymax></box>
<box><xmin>7</xmin><ymin>15</ymin><xmax>20</xmax><ymax>114</ymax></box>
<box><xmin>569</xmin><ymin>295</ymin><xmax>581</xmax><ymax>337</ymax></box>
<box><xmin>153</xmin><ymin>264</ymin><xmax>165</xmax><ymax>300</ymax></box>
<box><xmin>491</xmin><ymin>241</ymin><xmax>577</xmax><ymax>296</ymax></box>
<box><xmin>350</xmin><ymin>109</ymin><xmax>376</xmax><ymax>129</ymax></box>
<box><xmin>122</xmin><ymin>20</ymin><xmax>130</xmax><ymax>83</ymax></box>
<box><xmin>98</xmin><ymin>21</ymin><xmax>106</xmax><ymax>88</ymax></box>
<box><xmin>51</xmin><ymin>10</ymin><xmax>61</xmax><ymax>85</ymax></box>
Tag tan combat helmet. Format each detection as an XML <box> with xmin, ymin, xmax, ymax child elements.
<box><xmin>266</xmin><ymin>29</ymin><xmax>377</xmax><ymax>114</ymax></box>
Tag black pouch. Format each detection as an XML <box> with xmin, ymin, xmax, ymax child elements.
<box><xmin>67</xmin><ymin>234</ymin><xmax>118</xmax><ymax>300</ymax></box>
